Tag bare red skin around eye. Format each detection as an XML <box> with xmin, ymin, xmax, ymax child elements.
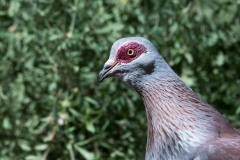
<box><xmin>116</xmin><ymin>42</ymin><xmax>147</xmax><ymax>63</ymax></box>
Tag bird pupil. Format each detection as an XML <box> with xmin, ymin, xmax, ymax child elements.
<box><xmin>128</xmin><ymin>49</ymin><xmax>133</xmax><ymax>55</ymax></box>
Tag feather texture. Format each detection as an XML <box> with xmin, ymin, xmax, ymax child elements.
<box><xmin>97</xmin><ymin>37</ymin><xmax>240</xmax><ymax>160</ymax></box>
<box><xmin>139</xmin><ymin>72</ymin><xmax>240</xmax><ymax>160</ymax></box>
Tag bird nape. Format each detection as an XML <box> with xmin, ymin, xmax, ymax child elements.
<box><xmin>97</xmin><ymin>37</ymin><xmax>240</xmax><ymax>160</ymax></box>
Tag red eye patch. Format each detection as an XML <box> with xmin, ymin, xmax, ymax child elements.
<box><xmin>116</xmin><ymin>42</ymin><xmax>147</xmax><ymax>63</ymax></box>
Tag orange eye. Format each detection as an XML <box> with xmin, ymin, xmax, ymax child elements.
<box><xmin>127</xmin><ymin>49</ymin><xmax>135</xmax><ymax>56</ymax></box>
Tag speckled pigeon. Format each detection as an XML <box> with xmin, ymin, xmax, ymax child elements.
<box><xmin>97</xmin><ymin>37</ymin><xmax>240</xmax><ymax>160</ymax></box>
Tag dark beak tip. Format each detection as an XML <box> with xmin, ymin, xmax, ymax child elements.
<box><xmin>96</xmin><ymin>75</ymin><xmax>103</xmax><ymax>83</ymax></box>
<box><xmin>96</xmin><ymin>71</ymin><xmax>106</xmax><ymax>83</ymax></box>
<box><xmin>97</xmin><ymin>61</ymin><xmax>117</xmax><ymax>84</ymax></box>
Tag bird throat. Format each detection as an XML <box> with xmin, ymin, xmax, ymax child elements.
<box><xmin>139</xmin><ymin>76</ymin><xmax>218</xmax><ymax>160</ymax></box>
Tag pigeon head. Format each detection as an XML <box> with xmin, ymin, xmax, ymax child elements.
<box><xmin>97</xmin><ymin>37</ymin><xmax>169</xmax><ymax>88</ymax></box>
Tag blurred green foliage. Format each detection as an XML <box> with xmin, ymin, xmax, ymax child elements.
<box><xmin>0</xmin><ymin>0</ymin><xmax>239</xmax><ymax>159</ymax></box>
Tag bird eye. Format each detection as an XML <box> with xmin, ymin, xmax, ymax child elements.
<box><xmin>127</xmin><ymin>49</ymin><xmax>135</xmax><ymax>56</ymax></box>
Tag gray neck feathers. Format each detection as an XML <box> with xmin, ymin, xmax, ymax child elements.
<box><xmin>136</xmin><ymin>58</ymin><xmax>220</xmax><ymax>160</ymax></box>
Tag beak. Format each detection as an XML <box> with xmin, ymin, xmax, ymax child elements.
<box><xmin>97</xmin><ymin>59</ymin><xmax>118</xmax><ymax>83</ymax></box>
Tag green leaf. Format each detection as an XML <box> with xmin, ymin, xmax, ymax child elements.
<box><xmin>3</xmin><ymin>117</ymin><xmax>12</xmax><ymax>129</ymax></box>
<box><xmin>74</xmin><ymin>146</ymin><xmax>95</xmax><ymax>160</ymax></box>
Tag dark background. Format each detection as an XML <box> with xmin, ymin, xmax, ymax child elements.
<box><xmin>0</xmin><ymin>0</ymin><xmax>239</xmax><ymax>159</ymax></box>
